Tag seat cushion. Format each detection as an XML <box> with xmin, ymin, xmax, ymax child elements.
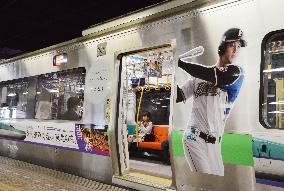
<box><xmin>138</xmin><ymin>126</ymin><xmax>169</xmax><ymax>151</ymax></box>
<box><xmin>139</xmin><ymin>142</ymin><xmax>162</xmax><ymax>150</ymax></box>
<box><xmin>153</xmin><ymin>126</ymin><xmax>168</xmax><ymax>143</ymax></box>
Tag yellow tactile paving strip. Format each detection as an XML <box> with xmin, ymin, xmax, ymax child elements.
<box><xmin>114</xmin><ymin>172</ymin><xmax>171</xmax><ymax>189</ymax></box>
<box><xmin>0</xmin><ymin>156</ymin><xmax>128</xmax><ymax>191</ymax></box>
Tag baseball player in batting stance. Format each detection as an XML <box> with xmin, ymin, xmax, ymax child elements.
<box><xmin>176</xmin><ymin>28</ymin><xmax>247</xmax><ymax>176</ymax></box>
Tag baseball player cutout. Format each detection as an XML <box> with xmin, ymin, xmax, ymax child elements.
<box><xmin>176</xmin><ymin>28</ymin><xmax>247</xmax><ymax>176</ymax></box>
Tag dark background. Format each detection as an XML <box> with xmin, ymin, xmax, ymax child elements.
<box><xmin>0</xmin><ymin>0</ymin><xmax>166</xmax><ymax>59</ymax></box>
<box><xmin>136</xmin><ymin>89</ymin><xmax>171</xmax><ymax>125</ymax></box>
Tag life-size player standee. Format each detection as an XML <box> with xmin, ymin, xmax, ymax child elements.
<box><xmin>176</xmin><ymin>28</ymin><xmax>247</xmax><ymax>176</ymax></box>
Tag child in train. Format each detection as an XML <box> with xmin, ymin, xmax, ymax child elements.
<box><xmin>128</xmin><ymin>111</ymin><xmax>153</xmax><ymax>152</ymax></box>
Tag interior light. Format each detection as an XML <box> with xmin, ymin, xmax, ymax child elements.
<box><xmin>49</xmin><ymin>89</ymin><xmax>59</xmax><ymax>93</ymax></box>
<box><xmin>263</xmin><ymin>67</ymin><xmax>284</xmax><ymax>73</ymax></box>
<box><xmin>269</xmin><ymin>101</ymin><xmax>284</xmax><ymax>105</ymax></box>
<box><xmin>268</xmin><ymin>111</ymin><xmax>284</xmax><ymax>114</ymax></box>
<box><xmin>7</xmin><ymin>93</ymin><xmax>16</xmax><ymax>97</ymax></box>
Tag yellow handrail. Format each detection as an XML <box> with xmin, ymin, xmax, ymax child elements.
<box><xmin>277</xmin><ymin>79</ymin><xmax>283</xmax><ymax>128</ymax></box>
<box><xmin>136</xmin><ymin>83</ymin><xmax>144</xmax><ymax>145</ymax></box>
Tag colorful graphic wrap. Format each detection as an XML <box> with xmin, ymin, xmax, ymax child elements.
<box><xmin>0</xmin><ymin>122</ymin><xmax>26</xmax><ymax>140</ymax></box>
<box><xmin>253</xmin><ymin>136</ymin><xmax>284</xmax><ymax>186</ymax></box>
<box><xmin>75</xmin><ymin>124</ymin><xmax>109</xmax><ymax>156</ymax></box>
<box><xmin>0</xmin><ymin>121</ymin><xmax>110</xmax><ymax>156</ymax></box>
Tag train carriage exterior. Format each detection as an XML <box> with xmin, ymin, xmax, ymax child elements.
<box><xmin>0</xmin><ymin>0</ymin><xmax>284</xmax><ymax>190</ymax></box>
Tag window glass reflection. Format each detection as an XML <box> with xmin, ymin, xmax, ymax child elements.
<box><xmin>0</xmin><ymin>78</ymin><xmax>29</xmax><ymax>119</ymax></box>
<box><xmin>262</xmin><ymin>32</ymin><xmax>284</xmax><ymax>128</ymax></box>
<box><xmin>35</xmin><ymin>67</ymin><xmax>86</xmax><ymax>121</ymax></box>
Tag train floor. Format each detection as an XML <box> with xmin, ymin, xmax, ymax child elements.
<box><xmin>129</xmin><ymin>157</ymin><xmax>172</xmax><ymax>179</ymax></box>
<box><xmin>0</xmin><ymin>156</ymin><xmax>129</xmax><ymax>191</ymax></box>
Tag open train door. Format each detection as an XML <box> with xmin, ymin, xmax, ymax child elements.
<box><xmin>113</xmin><ymin>45</ymin><xmax>175</xmax><ymax>191</ymax></box>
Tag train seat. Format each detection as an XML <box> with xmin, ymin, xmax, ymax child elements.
<box><xmin>139</xmin><ymin>125</ymin><xmax>168</xmax><ymax>151</ymax></box>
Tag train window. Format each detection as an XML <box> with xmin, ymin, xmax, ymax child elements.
<box><xmin>261</xmin><ymin>31</ymin><xmax>284</xmax><ymax>129</ymax></box>
<box><xmin>35</xmin><ymin>67</ymin><xmax>86</xmax><ymax>120</ymax></box>
<box><xmin>0</xmin><ymin>78</ymin><xmax>31</xmax><ymax>119</ymax></box>
<box><xmin>136</xmin><ymin>90</ymin><xmax>170</xmax><ymax>125</ymax></box>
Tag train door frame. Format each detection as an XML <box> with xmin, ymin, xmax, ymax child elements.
<box><xmin>113</xmin><ymin>42</ymin><xmax>177</xmax><ymax>188</ymax></box>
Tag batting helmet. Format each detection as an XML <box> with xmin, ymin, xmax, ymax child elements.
<box><xmin>218</xmin><ymin>28</ymin><xmax>247</xmax><ymax>56</ymax></box>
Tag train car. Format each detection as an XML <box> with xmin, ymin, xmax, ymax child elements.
<box><xmin>0</xmin><ymin>0</ymin><xmax>283</xmax><ymax>190</ymax></box>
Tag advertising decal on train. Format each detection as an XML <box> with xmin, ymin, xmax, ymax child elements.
<box><xmin>175</xmin><ymin>28</ymin><xmax>249</xmax><ymax>176</ymax></box>
<box><xmin>0</xmin><ymin>121</ymin><xmax>110</xmax><ymax>155</ymax></box>
<box><xmin>75</xmin><ymin>124</ymin><xmax>109</xmax><ymax>155</ymax></box>
<box><xmin>85</xmin><ymin>58</ymin><xmax>111</xmax><ymax>105</ymax></box>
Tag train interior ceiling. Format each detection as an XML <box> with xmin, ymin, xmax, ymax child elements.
<box><xmin>122</xmin><ymin>46</ymin><xmax>173</xmax><ymax>179</ymax></box>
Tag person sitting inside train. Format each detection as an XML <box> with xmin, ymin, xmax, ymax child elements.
<box><xmin>128</xmin><ymin>111</ymin><xmax>153</xmax><ymax>143</ymax></box>
<box><xmin>128</xmin><ymin>111</ymin><xmax>153</xmax><ymax>152</ymax></box>
<box><xmin>60</xmin><ymin>97</ymin><xmax>81</xmax><ymax>121</ymax></box>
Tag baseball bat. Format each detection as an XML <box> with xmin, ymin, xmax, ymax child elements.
<box><xmin>179</xmin><ymin>46</ymin><xmax>204</xmax><ymax>60</ymax></box>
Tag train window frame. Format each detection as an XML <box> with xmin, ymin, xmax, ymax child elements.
<box><xmin>260</xmin><ymin>29</ymin><xmax>284</xmax><ymax>129</ymax></box>
<box><xmin>35</xmin><ymin>67</ymin><xmax>86</xmax><ymax>121</ymax></box>
<box><xmin>0</xmin><ymin>77</ymin><xmax>36</xmax><ymax>119</ymax></box>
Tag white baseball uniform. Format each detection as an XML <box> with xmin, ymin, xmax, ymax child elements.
<box><xmin>178</xmin><ymin>61</ymin><xmax>244</xmax><ymax>176</ymax></box>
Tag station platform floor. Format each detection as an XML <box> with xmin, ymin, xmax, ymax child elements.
<box><xmin>0</xmin><ymin>156</ymin><xmax>129</xmax><ymax>191</ymax></box>
<box><xmin>0</xmin><ymin>155</ymin><xmax>283</xmax><ymax>191</ymax></box>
